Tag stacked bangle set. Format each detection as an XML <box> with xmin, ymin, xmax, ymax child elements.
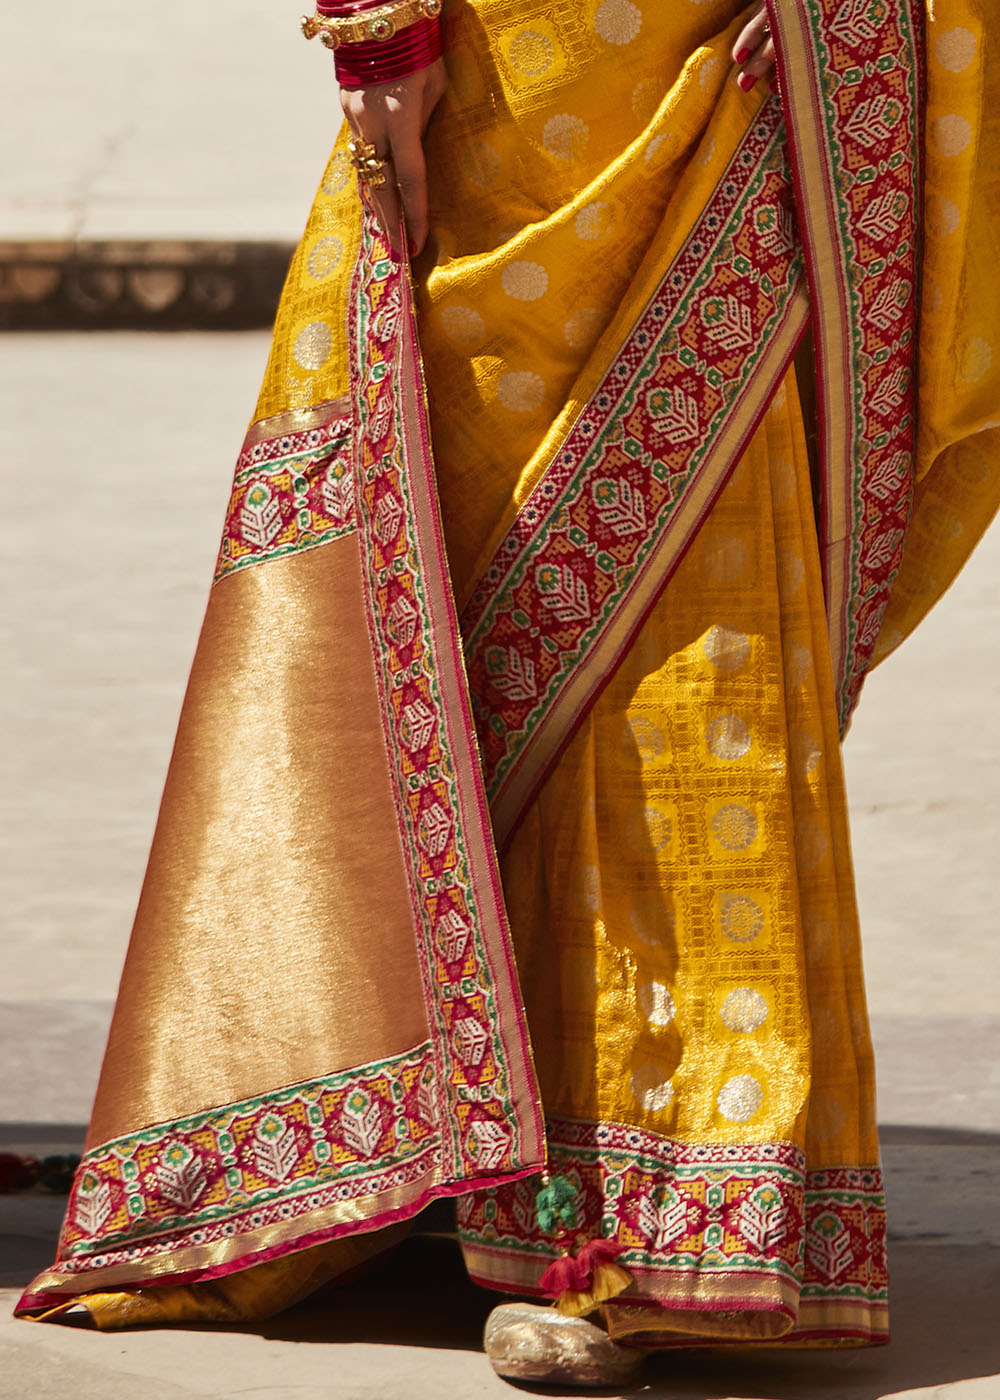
<box><xmin>302</xmin><ymin>0</ymin><xmax>443</xmax><ymax>87</ymax></box>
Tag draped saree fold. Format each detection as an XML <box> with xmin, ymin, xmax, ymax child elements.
<box><xmin>18</xmin><ymin>0</ymin><xmax>1000</xmax><ymax>1351</ymax></box>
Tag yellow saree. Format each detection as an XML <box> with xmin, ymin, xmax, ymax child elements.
<box><xmin>18</xmin><ymin>0</ymin><xmax>1000</xmax><ymax>1351</ymax></box>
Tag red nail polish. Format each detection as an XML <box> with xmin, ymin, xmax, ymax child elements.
<box><xmin>738</xmin><ymin>72</ymin><xmax>758</xmax><ymax>91</ymax></box>
<box><xmin>407</xmin><ymin>234</ymin><xmax>418</xmax><ymax>257</ymax></box>
<box><xmin>735</xmin><ymin>46</ymin><xmax>752</xmax><ymax>64</ymax></box>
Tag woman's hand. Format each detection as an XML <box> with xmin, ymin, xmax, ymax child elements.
<box><xmin>340</xmin><ymin>58</ymin><xmax>448</xmax><ymax>259</ymax></box>
<box><xmin>732</xmin><ymin>6</ymin><xmax>776</xmax><ymax>91</ymax></box>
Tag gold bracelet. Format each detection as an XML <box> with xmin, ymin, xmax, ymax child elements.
<box><xmin>301</xmin><ymin>0</ymin><xmax>441</xmax><ymax>50</ymax></box>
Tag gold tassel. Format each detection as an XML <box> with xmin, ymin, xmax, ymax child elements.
<box><xmin>554</xmin><ymin>1259</ymin><xmax>634</xmax><ymax>1318</ymax></box>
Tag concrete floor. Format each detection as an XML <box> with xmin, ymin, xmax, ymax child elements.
<box><xmin>1</xmin><ymin>6</ymin><xmax>337</xmax><ymax>244</ymax></box>
<box><xmin>1</xmin><ymin>333</ymin><xmax>998</xmax><ymax>1399</ymax></box>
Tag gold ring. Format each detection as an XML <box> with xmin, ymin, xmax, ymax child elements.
<box><xmin>347</xmin><ymin>138</ymin><xmax>390</xmax><ymax>189</ymax></box>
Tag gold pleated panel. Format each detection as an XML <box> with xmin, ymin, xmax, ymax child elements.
<box><xmin>73</xmin><ymin>1224</ymin><xmax>410</xmax><ymax>1331</ymax></box>
<box><xmin>472</xmin><ymin>355</ymin><xmax>878</xmax><ymax>1344</ymax></box>
<box><xmin>495</xmin><ymin>361</ymin><xmax>876</xmax><ymax>1173</ymax></box>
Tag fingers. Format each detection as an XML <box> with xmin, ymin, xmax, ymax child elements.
<box><xmin>340</xmin><ymin>66</ymin><xmax>446</xmax><ymax>261</ymax></box>
<box><xmin>390</xmin><ymin>121</ymin><xmax>430</xmax><ymax>256</ymax></box>
<box><xmin>348</xmin><ymin>118</ymin><xmax>427</xmax><ymax>261</ymax></box>
<box><xmin>732</xmin><ymin>5</ymin><xmax>775</xmax><ymax>90</ymax></box>
<box><xmin>732</xmin><ymin>4</ymin><xmax>770</xmax><ymax>65</ymax></box>
<box><xmin>340</xmin><ymin>87</ymin><xmax>399</xmax><ymax>259</ymax></box>
<box><xmin>368</xmin><ymin>164</ymin><xmax>405</xmax><ymax>261</ymax></box>
<box><xmin>420</xmin><ymin>60</ymin><xmax>449</xmax><ymax>131</ymax></box>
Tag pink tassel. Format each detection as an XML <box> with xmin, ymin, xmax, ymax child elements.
<box><xmin>538</xmin><ymin>1238</ymin><xmax>628</xmax><ymax>1299</ymax></box>
<box><xmin>539</xmin><ymin>1253</ymin><xmax>588</xmax><ymax>1296</ymax></box>
<box><xmin>577</xmin><ymin>1238</ymin><xmax>626</xmax><ymax>1271</ymax></box>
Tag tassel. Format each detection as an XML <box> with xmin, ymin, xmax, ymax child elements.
<box><xmin>538</xmin><ymin>1252</ymin><xmax>590</xmax><ymax>1297</ymax></box>
<box><xmin>534</xmin><ymin>1173</ymin><xmax>579</xmax><ymax>1236</ymax></box>
<box><xmin>539</xmin><ymin>1238</ymin><xmax>633</xmax><ymax>1318</ymax></box>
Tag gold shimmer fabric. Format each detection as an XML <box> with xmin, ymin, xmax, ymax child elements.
<box><xmin>88</xmin><ymin>540</ymin><xmax>428</xmax><ymax>1148</ymax></box>
<box><xmin>19</xmin><ymin>0</ymin><xmax>1000</xmax><ymax>1351</ymax></box>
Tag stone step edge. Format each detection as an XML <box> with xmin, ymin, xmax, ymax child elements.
<box><xmin>0</xmin><ymin>238</ymin><xmax>296</xmax><ymax>330</ymax></box>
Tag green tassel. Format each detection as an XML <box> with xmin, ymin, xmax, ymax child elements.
<box><xmin>535</xmin><ymin>1173</ymin><xmax>579</xmax><ymax>1236</ymax></box>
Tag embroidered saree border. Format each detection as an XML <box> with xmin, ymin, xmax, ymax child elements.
<box><xmin>458</xmin><ymin>1117</ymin><xmax>888</xmax><ymax>1345</ymax></box>
<box><xmin>460</xmin><ymin>99</ymin><xmax>808</xmax><ymax>842</ymax></box>
<box><xmin>23</xmin><ymin>1043</ymin><xmax>536</xmax><ymax>1307</ymax></box>
<box><xmin>769</xmin><ymin>0</ymin><xmax>923</xmax><ymax>728</ymax></box>
<box><xmin>25</xmin><ymin>1046</ymin><xmax>437</xmax><ymax>1287</ymax></box>
<box><xmin>215</xmin><ymin>401</ymin><xmax>356</xmax><ymax>582</ymax></box>
<box><xmin>346</xmin><ymin>216</ymin><xmax>545</xmax><ymax>1183</ymax></box>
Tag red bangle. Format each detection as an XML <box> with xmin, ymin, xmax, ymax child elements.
<box><xmin>333</xmin><ymin>14</ymin><xmax>442</xmax><ymax>87</ymax></box>
<box><xmin>317</xmin><ymin>0</ymin><xmax>388</xmax><ymax>12</ymax></box>
<box><xmin>317</xmin><ymin>0</ymin><xmax>385</xmax><ymax>12</ymax></box>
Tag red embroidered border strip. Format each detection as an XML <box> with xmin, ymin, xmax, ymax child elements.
<box><xmin>770</xmin><ymin>0</ymin><xmax>924</xmax><ymax>726</ymax></box>
<box><xmin>458</xmin><ymin>1118</ymin><xmax>887</xmax><ymax>1333</ymax></box>
<box><xmin>215</xmin><ymin>406</ymin><xmax>356</xmax><ymax>582</ymax></box>
<box><xmin>347</xmin><ymin>217</ymin><xmax>544</xmax><ymax>1183</ymax></box>
<box><xmin>54</xmin><ymin>1044</ymin><xmax>439</xmax><ymax>1270</ymax></box>
<box><xmin>460</xmin><ymin>99</ymin><xmax>806</xmax><ymax>832</ymax></box>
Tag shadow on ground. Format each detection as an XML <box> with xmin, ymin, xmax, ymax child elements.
<box><xmin>253</xmin><ymin>1229</ymin><xmax>998</xmax><ymax>1400</ymax></box>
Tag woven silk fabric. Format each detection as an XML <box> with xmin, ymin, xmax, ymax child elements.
<box><xmin>876</xmin><ymin>0</ymin><xmax>1000</xmax><ymax>661</ymax></box>
<box><xmin>19</xmin><ymin>0</ymin><xmax>1000</xmax><ymax>1350</ymax></box>
<box><xmin>471</xmin><ymin>370</ymin><xmax>884</xmax><ymax>1343</ymax></box>
<box><xmin>258</xmin><ymin>0</ymin><xmax>774</xmax><ymax>598</ymax></box>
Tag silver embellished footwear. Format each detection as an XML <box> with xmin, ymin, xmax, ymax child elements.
<box><xmin>484</xmin><ymin>1300</ymin><xmax>644</xmax><ymax>1387</ymax></box>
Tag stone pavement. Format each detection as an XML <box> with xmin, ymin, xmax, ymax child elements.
<box><xmin>1</xmin><ymin>332</ymin><xmax>998</xmax><ymax>1398</ymax></box>
<box><xmin>1</xmin><ymin>4</ymin><xmax>340</xmax><ymax>327</ymax></box>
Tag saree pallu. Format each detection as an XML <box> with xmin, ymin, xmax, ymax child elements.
<box><xmin>19</xmin><ymin>0</ymin><xmax>1000</xmax><ymax>1349</ymax></box>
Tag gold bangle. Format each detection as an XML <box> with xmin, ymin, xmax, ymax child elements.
<box><xmin>301</xmin><ymin>0</ymin><xmax>441</xmax><ymax>50</ymax></box>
